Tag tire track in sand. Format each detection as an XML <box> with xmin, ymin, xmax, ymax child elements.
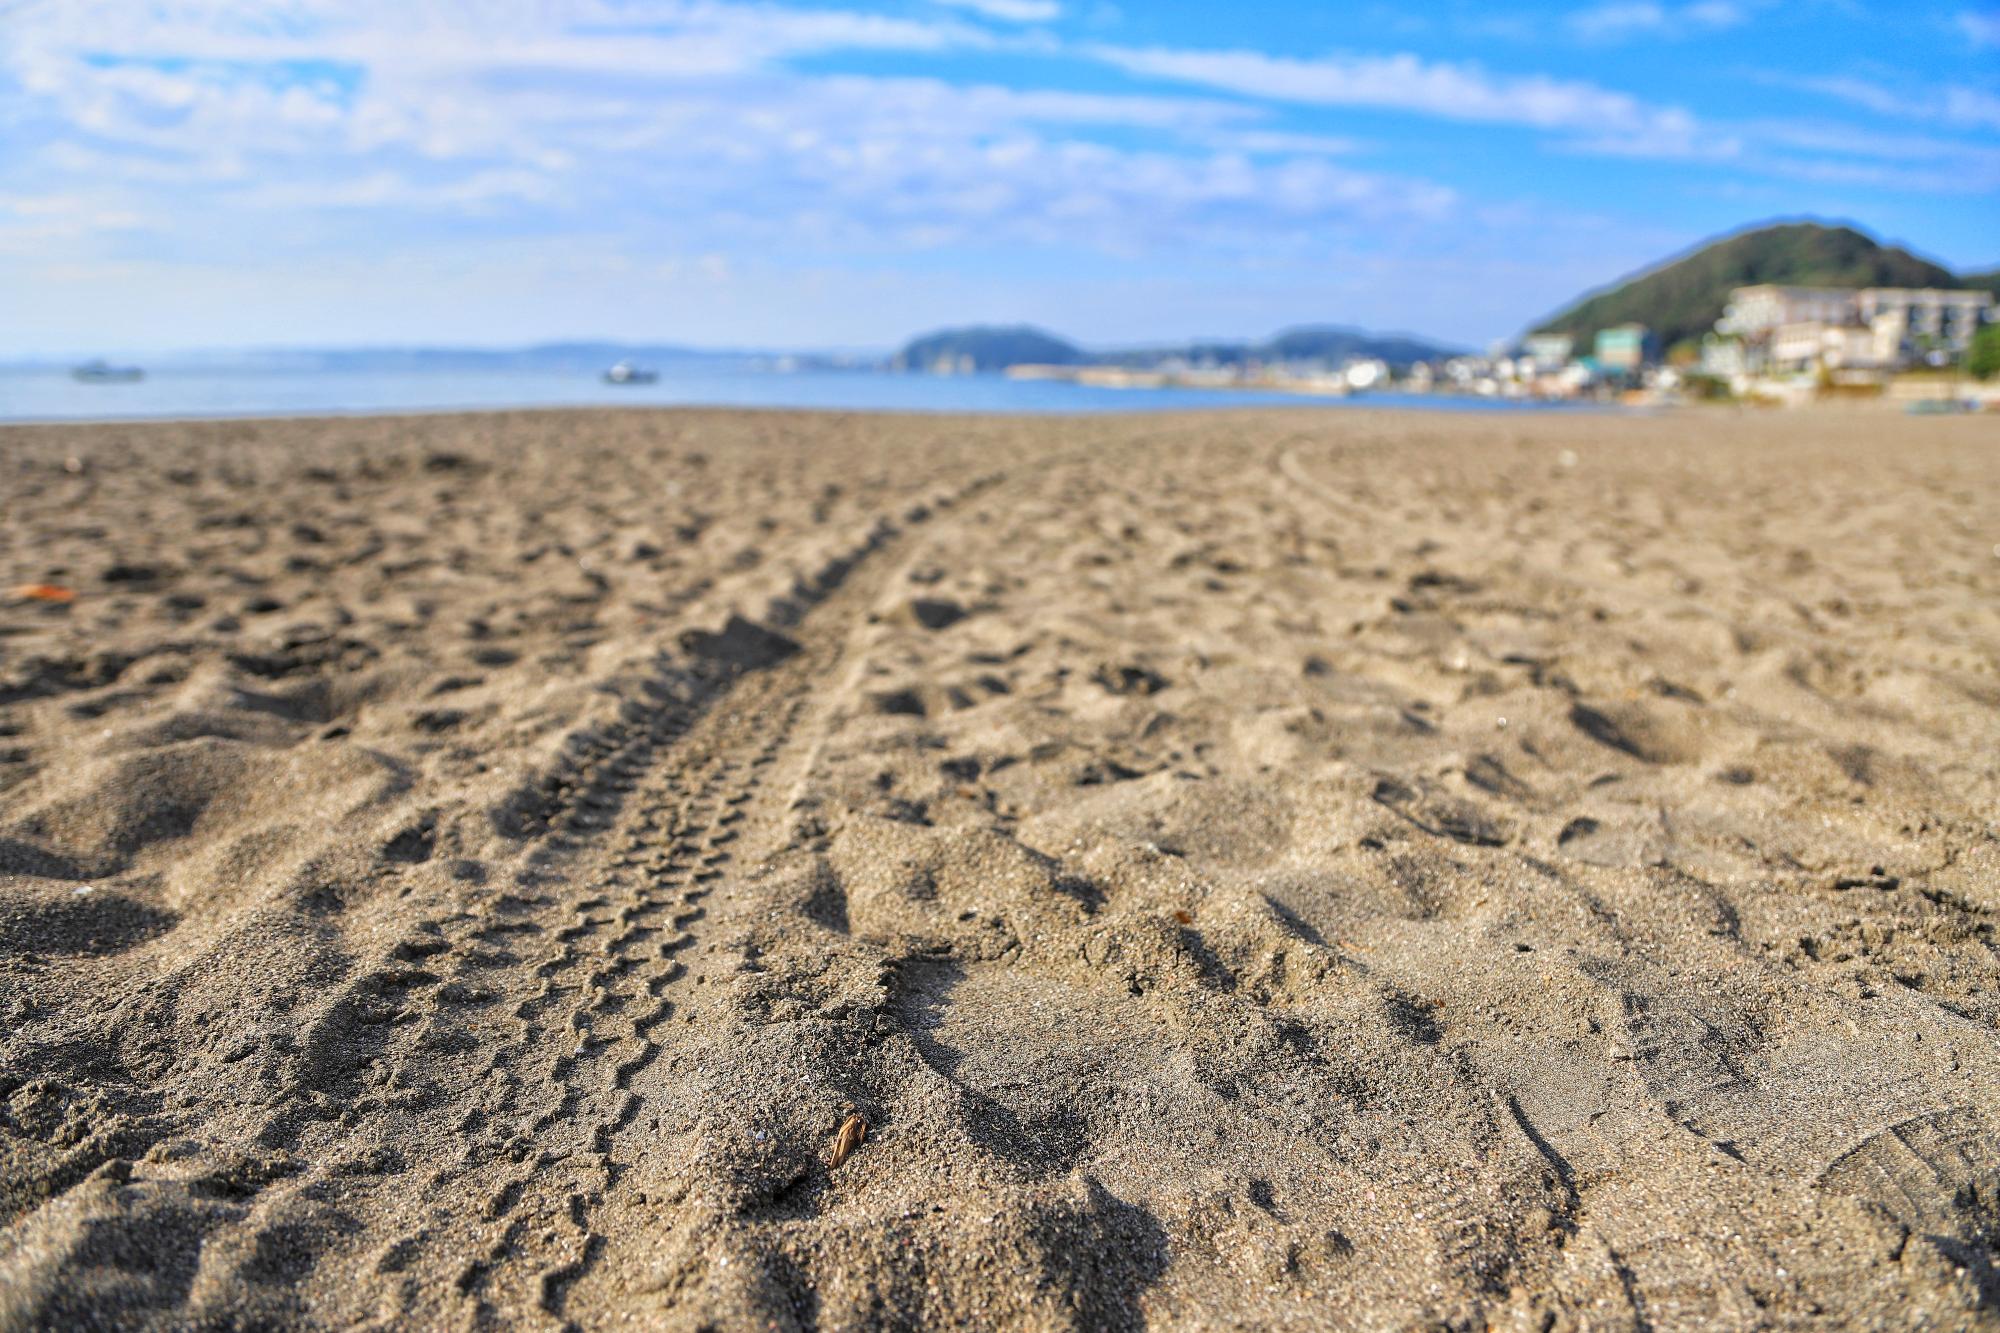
<box><xmin>342</xmin><ymin>473</ymin><xmax>1002</xmax><ymax>1330</ymax></box>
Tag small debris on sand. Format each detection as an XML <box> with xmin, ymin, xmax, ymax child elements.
<box><xmin>829</xmin><ymin>1113</ymin><xmax>867</xmax><ymax>1168</ymax></box>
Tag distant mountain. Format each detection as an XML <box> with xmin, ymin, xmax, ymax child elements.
<box><xmin>1961</xmin><ymin>269</ymin><xmax>1999</xmax><ymax>297</ymax></box>
<box><xmin>1531</xmin><ymin>222</ymin><xmax>1985</xmax><ymax>352</ymax></box>
<box><xmin>228</xmin><ymin>343</ymin><xmax>727</xmax><ymax>372</ymax></box>
<box><xmin>892</xmin><ymin>322</ymin><xmax>1459</xmax><ymax>373</ymax></box>
<box><xmin>1261</xmin><ymin>325</ymin><xmax>1460</xmax><ymax>368</ymax></box>
<box><xmin>3</xmin><ymin>342</ymin><xmax>881</xmax><ymax>373</ymax></box>
<box><xmin>891</xmin><ymin>325</ymin><xmax>1082</xmax><ymax>373</ymax></box>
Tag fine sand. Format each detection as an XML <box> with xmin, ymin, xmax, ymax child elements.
<box><xmin>1</xmin><ymin>406</ymin><xmax>1996</xmax><ymax>1330</ymax></box>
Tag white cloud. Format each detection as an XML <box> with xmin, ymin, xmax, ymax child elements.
<box><xmin>1208</xmin><ymin>129</ymin><xmax>1364</xmax><ymax>156</ymax></box>
<box><xmin>2</xmin><ymin>0</ymin><xmax>1990</xmax><ymax>353</ymax></box>
<box><xmin>1566</xmin><ymin>115</ymin><xmax>1735</xmax><ymax>161</ymax></box>
<box><xmin>1567</xmin><ymin>1</ymin><xmax>1746</xmax><ymax>42</ymax></box>
<box><xmin>1090</xmin><ymin>43</ymin><xmax>1697</xmax><ymax>139</ymax></box>
<box><xmin>1092</xmin><ymin>39</ymin><xmax>1992</xmax><ymax>193</ymax></box>
<box><xmin>1</xmin><ymin>0</ymin><xmax>1003</xmax><ymax>194</ymax></box>
<box><xmin>233</xmin><ymin>166</ymin><xmax>563</xmax><ymax>212</ymax></box>
<box><xmin>10</xmin><ymin>1</ymin><xmax>986</xmax><ymax>86</ymax></box>
<box><xmin>1685</xmin><ymin>1</ymin><xmax>1748</xmax><ymax>25</ymax></box>
<box><xmin>1959</xmin><ymin>10</ymin><xmax>2000</xmax><ymax>48</ymax></box>
<box><xmin>1782</xmin><ymin>73</ymin><xmax>2000</xmax><ymax>134</ymax></box>
<box><xmin>1944</xmin><ymin>86</ymin><xmax>2000</xmax><ymax>131</ymax></box>
<box><xmin>0</xmin><ymin>2</ymin><xmax>1460</xmax><ymax>267</ymax></box>
<box><xmin>1760</xmin><ymin>154</ymin><xmax>2000</xmax><ymax>194</ymax></box>
<box><xmin>1759</xmin><ymin>121</ymin><xmax>2000</xmax><ymax>163</ymax></box>
<box><xmin>931</xmin><ymin>0</ymin><xmax>1061</xmax><ymax>22</ymax></box>
<box><xmin>595</xmin><ymin>75</ymin><xmax>1457</xmax><ymax>252</ymax></box>
<box><xmin>1784</xmin><ymin>74</ymin><xmax>1907</xmax><ymax>117</ymax></box>
<box><xmin>0</xmin><ymin>192</ymin><xmax>149</xmax><ymax>256</ymax></box>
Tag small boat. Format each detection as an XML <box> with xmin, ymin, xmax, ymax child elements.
<box><xmin>602</xmin><ymin>361</ymin><xmax>658</xmax><ymax>385</ymax></box>
<box><xmin>72</xmin><ymin>360</ymin><xmax>144</xmax><ymax>384</ymax></box>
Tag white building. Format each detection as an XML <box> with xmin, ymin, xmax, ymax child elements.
<box><xmin>1771</xmin><ymin>322</ymin><xmax>1881</xmax><ymax>371</ymax></box>
<box><xmin>1718</xmin><ymin>286</ymin><xmax>1858</xmax><ymax>338</ymax></box>
<box><xmin>1720</xmin><ymin>283</ymin><xmax>1995</xmax><ymax>371</ymax></box>
<box><xmin>1521</xmin><ymin>333</ymin><xmax>1574</xmax><ymax>371</ymax></box>
<box><xmin>1856</xmin><ymin>288</ymin><xmax>1992</xmax><ymax>351</ymax></box>
<box><xmin>1343</xmin><ymin>358</ymin><xmax>1388</xmax><ymax>390</ymax></box>
<box><xmin>1698</xmin><ymin>335</ymin><xmax>1751</xmax><ymax>377</ymax></box>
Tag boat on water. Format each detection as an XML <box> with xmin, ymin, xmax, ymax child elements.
<box><xmin>602</xmin><ymin>361</ymin><xmax>658</xmax><ymax>385</ymax></box>
<box><xmin>72</xmin><ymin>360</ymin><xmax>144</xmax><ymax>384</ymax></box>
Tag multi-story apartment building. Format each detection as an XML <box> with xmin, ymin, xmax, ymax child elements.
<box><xmin>1856</xmin><ymin>287</ymin><xmax>1992</xmax><ymax>350</ymax></box>
<box><xmin>1720</xmin><ymin>283</ymin><xmax>1995</xmax><ymax>371</ymax></box>
<box><xmin>1717</xmin><ymin>286</ymin><xmax>1859</xmax><ymax>338</ymax></box>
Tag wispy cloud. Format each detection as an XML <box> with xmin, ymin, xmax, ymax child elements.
<box><xmin>1089</xmin><ymin>38</ymin><xmax>1994</xmax><ymax>192</ymax></box>
<box><xmin>2</xmin><ymin>0</ymin><xmax>1992</xmax><ymax>351</ymax></box>
<box><xmin>1782</xmin><ymin>74</ymin><xmax>1906</xmax><ymax>117</ymax></box>
<box><xmin>11</xmin><ymin>1</ymin><xmax>987</xmax><ymax>85</ymax></box>
<box><xmin>1781</xmin><ymin>72</ymin><xmax>2000</xmax><ymax>133</ymax></box>
<box><xmin>1566</xmin><ymin>1</ymin><xmax>1747</xmax><ymax>43</ymax></box>
<box><xmin>1</xmin><ymin>0</ymin><xmax>1458</xmax><ymax>264</ymax></box>
<box><xmin>1959</xmin><ymin>9</ymin><xmax>2000</xmax><ymax>48</ymax></box>
<box><xmin>930</xmin><ymin>0</ymin><xmax>1061</xmax><ymax>22</ymax></box>
<box><xmin>1945</xmin><ymin>86</ymin><xmax>2000</xmax><ymax>132</ymax></box>
<box><xmin>1089</xmin><ymin>44</ymin><xmax>1697</xmax><ymax>138</ymax></box>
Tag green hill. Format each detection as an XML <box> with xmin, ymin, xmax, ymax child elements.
<box><xmin>1962</xmin><ymin>269</ymin><xmax>1999</xmax><ymax>297</ymax></box>
<box><xmin>1531</xmin><ymin>222</ymin><xmax>1975</xmax><ymax>352</ymax></box>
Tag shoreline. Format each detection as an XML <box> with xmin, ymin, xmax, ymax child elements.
<box><xmin>2</xmin><ymin>397</ymin><xmax>1634</xmax><ymax>430</ymax></box>
<box><xmin>9</xmin><ymin>373</ymin><xmax>1976</xmax><ymax>430</ymax></box>
<box><xmin>0</xmin><ymin>371</ymin><xmax>1626</xmax><ymax>428</ymax></box>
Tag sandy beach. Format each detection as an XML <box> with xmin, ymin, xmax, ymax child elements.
<box><xmin>1</xmin><ymin>405</ymin><xmax>1996</xmax><ymax>1330</ymax></box>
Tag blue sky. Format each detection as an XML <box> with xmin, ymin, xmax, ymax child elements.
<box><xmin>3</xmin><ymin>0</ymin><xmax>1995</xmax><ymax>354</ymax></box>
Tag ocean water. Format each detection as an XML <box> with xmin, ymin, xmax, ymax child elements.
<box><xmin>0</xmin><ymin>364</ymin><xmax>1592</xmax><ymax>423</ymax></box>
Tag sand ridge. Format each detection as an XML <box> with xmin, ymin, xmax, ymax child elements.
<box><xmin>0</xmin><ymin>406</ymin><xmax>1997</xmax><ymax>1329</ymax></box>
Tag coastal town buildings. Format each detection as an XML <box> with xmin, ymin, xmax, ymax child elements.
<box><xmin>1772</xmin><ymin>321</ymin><xmax>1878</xmax><ymax>370</ymax></box>
<box><xmin>1522</xmin><ymin>333</ymin><xmax>1573</xmax><ymax>372</ymax></box>
<box><xmin>983</xmin><ymin>279</ymin><xmax>1993</xmax><ymax>406</ymax></box>
<box><xmin>1856</xmin><ymin>287</ymin><xmax>1991</xmax><ymax>344</ymax></box>
<box><xmin>1697</xmin><ymin>335</ymin><xmax>1751</xmax><ymax>378</ymax></box>
<box><xmin>1716</xmin><ymin>285</ymin><xmax>1859</xmax><ymax>338</ymax></box>
<box><xmin>1592</xmin><ymin>324</ymin><xmax>1651</xmax><ymax>374</ymax></box>
<box><xmin>1715</xmin><ymin>283</ymin><xmax>1993</xmax><ymax>373</ymax></box>
<box><xmin>1855</xmin><ymin>288</ymin><xmax>1992</xmax><ymax>367</ymax></box>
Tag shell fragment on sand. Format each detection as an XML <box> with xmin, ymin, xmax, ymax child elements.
<box><xmin>830</xmin><ymin>1113</ymin><xmax>868</xmax><ymax>1168</ymax></box>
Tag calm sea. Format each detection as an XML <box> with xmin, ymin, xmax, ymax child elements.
<box><xmin>0</xmin><ymin>365</ymin><xmax>1591</xmax><ymax>423</ymax></box>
